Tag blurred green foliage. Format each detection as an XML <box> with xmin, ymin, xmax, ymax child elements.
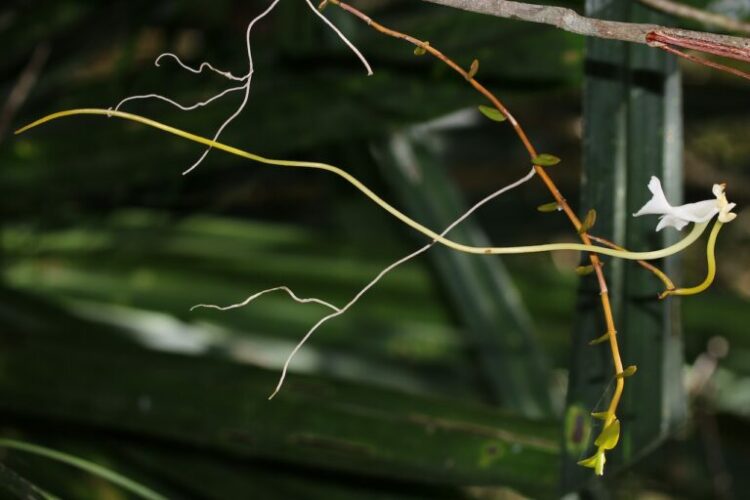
<box><xmin>1</xmin><ymin>0</ymin><xmax>750</xmax><ymax>498</ymax></box>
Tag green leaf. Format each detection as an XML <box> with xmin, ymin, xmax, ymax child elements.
<box><xmin>590</xmin><ymin>412</ymin><xmax>608</xmax><ymax>420</ymax></box>
<box><xmin>413</xmin><ymin>42</ymin><xmax>429</xmax><ymax>56</ymax></box>
<box><xmin>0</xmin><ymin>439</ymin><xmax>167</xmax><ymax>500</ymax></box>
<box><xmin>0</xmin><ymin>288</ymin><xmax>560</xmax><ymax>498</ymax></box>
<box><xmin>575</xmin><ymin>265</ymin><xmax>595</xmax><ymax>276</ymax></box>
<box><xmin>477</xmin><ymin>105</ymin><xmax>507</xmax><ymax>122</ymax></box>
<box><xmin>467</xmin><ymin>59</ymin><xmax>479</xmax><ymax>79</ymax></box>
<box><xmin>577</xmin><ymin>454</ymin><xmax>598</xmax><ymax>468</ymax></box>
<box><xmin>617</xmin><ymin>365</ymin><xmax>638</xmax><ymax>379</ymax></box>
<box><xmin>578</xmin><ymin>209</ymin><xmax>597</xmax><ymax>234</ymax></box>
<box><xmin>532</xmin><ymin>154</ymin><xmax>561</xmax><ymax>167</ymax></box>
<box><xmin>536</xmin><ymin>202</ymin><xmax>560</xmax><ymax>213</ymax></box>
<box><xmin>577</xmin><ymin>451</ymin><xmax>606</xmax><ymax>475</ymax></box>
<box><xmin>594</xmin><ymin>419</ymin><xmax>620</xmax><ymax>450</ymax></box>
<box><xmin>589</xmin><ymin>332</ymin><xmax>610</xmax><ymax>346</ymax></box>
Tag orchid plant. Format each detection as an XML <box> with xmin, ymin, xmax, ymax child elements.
<box><xmin>576</xmin><ymin>177</ymin><xmax>737</xmax><ymax>475</ymax></box>
<box><xmin>14</xmin><ymin>0</ymin><xmax>740</xmax><ymax>478</ymax></box>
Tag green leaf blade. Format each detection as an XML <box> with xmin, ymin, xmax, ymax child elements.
<box><xmin>532</xmin><ymin>154</ymin><xmax>561</xmax><ymax>167</ymax></box>
<box><xmin>478</xmin><ymin>105</ymin><xmax>507</xmax><ymax>122</ymax></box>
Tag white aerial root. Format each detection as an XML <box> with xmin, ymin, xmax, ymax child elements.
<box><xmin>304</xmin><ymin>0</ymin><xmax>373</xmax><ymax>76</ymax></box>
<box><xmin>154</xmin><ymin>53</ymin><xmax>246</xmax><ymax>81</ymax></box>
<box><xmin>109</xmin><ymin>0</ymin><xmax>372</xmax><ymax>175</ymax></box>
<box><xmin>113</xmin><ymin>86</ymin><xmax>246</xmax><ymax>113</ymax></box>
<box><xmin>267</xmin><ymin>168</ymin><xmax>536</xmax><ymax>398</ymax></box>
<box><xmin>177</xmin><ymin>0</ymin><xmax>281</xmax><ymax>175</ymax></box>
<box><xmin>195</xmin><ymin>168</ymin><xmax>536</xmax><ymax>399</ymax></box>
<box><xmin>191</xmin><ymin>286</ymin><xmax>340</xmax><ymax>313</ymax></box>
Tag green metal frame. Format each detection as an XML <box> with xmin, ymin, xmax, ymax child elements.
<box><xmin>562</xmin><ymin>0</ymin><xmax>686</xmax><ymax>492</ymax></box>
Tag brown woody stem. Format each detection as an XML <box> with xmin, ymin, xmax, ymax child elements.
<box><xmin>329</xmin><ymin>0</ymin><xmax>625</xmax><ymax>425</ymax></box>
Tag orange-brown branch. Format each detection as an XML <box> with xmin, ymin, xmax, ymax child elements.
<box><xmin>329</xmin><ymin>0</ymin><xmax>625</xmax><ymax>429</ymax></box>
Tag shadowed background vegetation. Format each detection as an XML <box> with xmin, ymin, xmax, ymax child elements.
<box><xmin>1</xmin><ymin>0</ymin><xmax>749</xmax><ymax>498</ymax></box>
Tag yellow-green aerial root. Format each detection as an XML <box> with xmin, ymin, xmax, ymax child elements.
<box><xmin>16</xmin><ymin>108</ymin><xmax>708</xmax><ymax>262</ymax></box>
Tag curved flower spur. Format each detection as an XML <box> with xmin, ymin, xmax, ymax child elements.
<box><xmin>633</xmin><ymin>176</ymin><xmax>737</xmax><ymax>298</ymax></box>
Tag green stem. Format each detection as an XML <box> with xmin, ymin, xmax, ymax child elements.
<box><xmin>17</xmin><ymin>108</ymin><xmax>709</xmax><ymax>261</ymax></box>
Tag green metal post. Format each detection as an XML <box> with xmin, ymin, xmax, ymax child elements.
<box><xmin>561</xmin><ymin>0</ymin><xmax>686</xmax><ymax>492</ymax></box>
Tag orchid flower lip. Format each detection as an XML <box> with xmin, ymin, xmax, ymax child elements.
<box><xmin>714</xmin><ymin>182</ymin><xmax>738</xmax><ymax>223</ymax></box>
<box><xmin>633</xmin><ymin>176</ymin><xmax>737</xmax><ymax>231</ymax></box>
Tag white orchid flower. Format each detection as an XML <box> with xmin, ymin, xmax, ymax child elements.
<box><xmin>634</xmin><ymin>177</ymin><xmax>737</xmax><ymax>231</ymax></box>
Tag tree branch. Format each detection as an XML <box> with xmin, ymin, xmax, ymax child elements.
<box><xmin>421</xmin><ymin>0</ymin><xmax>750</xmax><ymax>56</ymax></box>
<box><xmin>640</xmin><ymin>0</ymin><xmax>750</xmax><ymax>36</ymax></box>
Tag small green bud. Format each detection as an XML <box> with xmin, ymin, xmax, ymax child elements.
<box><xmin>576</xmin><ymin>264</ymin><xmax>595</xmax><ymax>276</ymax></box>
<box><xmin>537</xmin><ymin>202</ymin><xmax>560</xmax><ymax>213</ymax></box>
<box><xmin>617</xmin><ymin>365</ymin><xmax>638</xmax><ymax>378</ymax></box>
<box><xmin>532</xmin><ymin>154</ymin><xmax>561</xmax><ymax>167</ymax></box>
<box><xmin>589</xmin><ymin>332</ymin><xmax>610</xmax><ymax>345</ymax></box>
<box><xmin>467</xmin><ymin>59</ymin><xmax>479</xmax><ymax>79</ymax></box>
<box><xmin>414</xmin><ymin>42</ymin><xmax>429</xmax><ymax>56</ymax></box>
<box><xmin>579</xmin><ymin>209</ymin><xmax>597</xmax><ymax>234</ymax></box>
